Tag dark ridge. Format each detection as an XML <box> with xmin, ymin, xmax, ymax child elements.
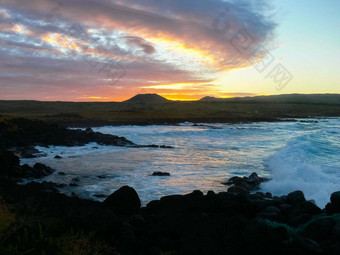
<box><xmin>123</xmin><ymin>93</ymin><xmax>169</xmax><ymax>104</ymax></box>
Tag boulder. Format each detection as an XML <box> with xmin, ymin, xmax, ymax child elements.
<box><xmin>286</xmin><ymin>190</ymin><xmax>306</xmax><ymax>205</ymax></box>
<box><xmin>224</xmin><ymin>172</ymin><xmax>269</xmax><ymax>193</ymax></box>
<box><xmin>288</xmin><ymin>201</ymin><xmax>322</xmax><ymax>219</ymax></box>
<box><xmin>33</xmin><ymin>163</ymin><xmax>55</xmax><ymax>177</ymax></box>
<box><xmin>104</xmin><ymin>186</ymin><xmax>141</xmax><ymax>214</ymax></box>
<box><xmin>326</xmin><ymin>191</ymin><xmax>340</xmax><ymax>214</ymax></box>
<box><xmin>293</xmin><ymin>235</ymin><xmax>324</xmax><ymax>253</ymax></box>
<box><xmin>302</xmin><ymin>217</ymin><xmax>336</xmax><ymax>241</ymax></box>
<box><xmin>331</xmin><ymin>191</ymin><xmax>340</xmax><ymax>205</ymax></box>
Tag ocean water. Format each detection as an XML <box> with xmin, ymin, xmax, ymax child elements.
<box><xmin>20</xmin><ymin>118</ymin><xmax>340</xmax><ymax>207</ymax></box>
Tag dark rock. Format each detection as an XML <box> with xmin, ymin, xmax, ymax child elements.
<box><xmin>56</xmin><ymin>183</ymin><xmax>67</xmax><ymax>188</ymax></box>
<box><xmin>85</xmin><ymin>127</ymin><xmax>94</xmax><ymax>134</ymax></box>
<box><xmin>257</xmin><ymin>206</ymin><xmax>283</xmax><ymax>221</ymax></box>
<box><xmin>69</xmin><ymin>183</ymin><xmax>79</xmax><ymax>187</ymax></box>
<box><xmin>58</xmin><ymin>171</ymin><xmax>65</xmax><ymax>175</ymax></box>
<box><xmin>286</xmin><ymin>190</ymin><xmax>306</xmax><ymax>205</ymax></box>
<box><xmin>290</xmin><ymin>214</ymin><xmax>312</xmax><ymax>227</ymax></box>
<box><xmin>159</xmin><ymin>145</ymin><xmax>174</xmax><ymax>149</ymax></box>
<box><xmin>330</xmin><ymin>192</ymin><xmax>340</xmax><ymax>205</ymax></box>
<box><xmin>93</xmin><ymin>194</ymin><xmax>107</xmax><ymax>198</ymax></box>
<box><xmin>293</xmin><ymin>235</ymin><xmax>324</xmax><ymax>253</ymax></box>
<box><xmin>0</xmin><ymin>118</ymin><xmax>135</xmax><ymax>149</ymax></box>
<box><xmin>227</xmin><ymin>185</ymin><xmax>250</xmax><ymax>195</ymax></box>
<box><xmin>29</xmin><ymin>163</ymin><xmax>55</xmax><ymax>178</ymax></box>
<box><xmin>288</xmin><ymin>201</ymin><xmax>322</xmax><ymax>219</ymax></box>
<box><xmin>206</xmin><ymin>190</ymin><xmax>216</xmax><ymax>197</ymax></box>
<box><xmin>152</xmin><ymin>172</ymin><xmax>170</xmax><ymax>176</ymax></box>
<box><xmin>265</xmin><ymin>192</ymin><xmax>272</xmax><ymax>198</ymax></box>
<box><xmin>302</xmin><ymin>217</ymin><xmax>336</xmax><ymax>241</ymax></box>
<box><xmin>72</xmin><ymin>177</ymin><xmax>80</xmax><ymax>182</ymax></box>
<box><xmin>224</xmin><ymin>172</ymin><xmax>269</xmax><ymax>193</ymax></box>
<box><xmin>54</xmin><ymin>155</ymin><xmax>62</xmax><ymax>159</ymax></box>
<box><xmin>326</xmin><ymin>191</ymin><xmax>340</xmax><ymax>214</ymax></box>
<box><xmin>331</xmin><ymin>222</ymin><xmax>340</xmax><ymax>239</ymax></box>
<box><xmin>104</xmin><ymin>186</ymin><xmax>141</xmax><ymax>214</ymax></box>
<box><xmin>98</xmin><ymin>175</ymin><xmax>106</xmax><ymax>179</ymax></box>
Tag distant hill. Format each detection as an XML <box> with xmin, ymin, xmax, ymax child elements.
<box><xmin>199</xmin><ymin>96</ymin><xmax>225</xmax><ymax>102</ymax></box>
<box><xmin>123</xmin><ymin>94</ymin><xmax>169</xmax><ymax>104</ymax></box>
<box><xmin>200</xmin><ymin>94</ymin><xmax>340</xmax><ymax>105</ymax></box>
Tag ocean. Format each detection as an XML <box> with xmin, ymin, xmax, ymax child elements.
<box><xmin>21</xmin><ymin>118</ymin><xmax>340</xmax><ymax>207</ymax></box>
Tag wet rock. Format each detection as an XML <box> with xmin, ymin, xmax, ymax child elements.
<box><xmin>330</xmin><ymin>191</ymin><xmax>340</xmax><ymax>205</ymax></box>
<box><xmin>288</xmin><ymin>201</ymin><xmax>322</xmax><ymax>219</ymax></box>
<box><xmin>290</xmin><ymin>214</ymin><xmax>312</xmax><ymax>227</ymax></box>
<box><xmin>85</xmin><ymin>127</ymin><xmax>94</xmax><ymax>134</ymax></box>
<box><xmin>104</xmin><ymin>185</ymin><xmax>141</xmax><ymax>214</ymax></box>
<box><xmin>326</xmin><ymin>191</ymin><xmax>340</xmax><ymax>214</ymax></box>
<box><xmin>54</xmin><ymin>155</ymin><xmax>62</xmax><ymax>159</ymax></box>
<box><xmin>293</xmin><ymin>235</ymin><xmax>324</xmax><ymax>253</ymax></box>
<box><xmin>227</xmin><ymin>185</ymin><xmax>250</xmax><ymax>195</ymax></box>
<box><xmin>58</xmin><ymin>171</ymin><xmax>65</xmax><ymax>176</ymax></box>
<box><xmin>152</xmin><ymin>172</ymin><xmax>170</xmax><ymax>176</ymax></box>
<box><xmin>0</xmin><ymin>118</ymin><xmax>135</xmax><ymax>149</ymax></box>
<box><xmin>286</xmin><ymin>190</ymin><xmax>306</xmax><ymax>205</ymax></box>
<box><xmin>31</xmin><ymin>163</ymin><xmax>55</xmax><ymax>178</ymax></box>
<box><xmin>224</xmin><ymin>172</ymin><xmax>269</xmax><ymax>193</ymax></box>
<box><xmin>302</xmin><ymin>217</ymin><xmax>336</xmax><ymax>241</ymax></box>
<box><xmin>98</xmin><ymin>175</ymin><xmax>106</xmax><ymax>179</ymax></box>
<box><xmin>159</xmin><ymin>145</ymin><xmax>174</xmax><ymax>149</ymax></box>
<box><xmin>72</xmin><ymin>177</ymin><xmax>80</xmax><ymax>182</ymax></box>
<box><xmin>69</xmin><ymin>183</ymin><xmax>79</xmax><ymax>187</ymax></box>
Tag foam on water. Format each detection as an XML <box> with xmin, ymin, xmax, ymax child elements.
<box><xmin>20</xmin><ymin>118</ymin><xmax>340</xmax><ymax>207</ymax></box>
<box><xmin>262</xmin><ymin>125</ymin><xmax>340</xmax><ymax>207</ymax></box>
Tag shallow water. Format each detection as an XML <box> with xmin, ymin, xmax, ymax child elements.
<box><xmin>21</xmin><ymin>118</ymin><xmax>340</xmax><ymax>207</ymax></box>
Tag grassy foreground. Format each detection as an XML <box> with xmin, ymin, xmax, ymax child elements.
<box><xmin>0</xmin><ymin>94</ymin><xmax>339</xmax><ymax>126</ymax></box>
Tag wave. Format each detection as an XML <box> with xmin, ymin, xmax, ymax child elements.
<box><xmin>261</xmin><ymin>131</ymin><xmax>340</xmax><ymax>208</ymax></box>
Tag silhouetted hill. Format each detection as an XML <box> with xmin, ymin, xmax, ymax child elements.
<box><xmin>123</xmin><ymin>94</ymin><xmax>168</xmax><ymax>104</ymax></box>
<box><xmin>199</xmin><ymin>94</ymin><xmax>340</xmax><ymax>105</ymax></box>
<box><xmin>199</xmin><ymin>96</ymin><xmax>225</xmax><ymax>102</ymax></box>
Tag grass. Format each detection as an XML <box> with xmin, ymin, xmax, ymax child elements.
<box><xmin>0</xmin><ymin>94</ymin><xmax>340</xmax><ymax>126</ymax></box>
<box><xmin>0</xmin><ymin>196</ymin><xmax>15</xmax><ymax>238</ymax></box>
<box><xmin>0</xmin><ymin>197</ymin><xmax>118</xmax><ymax>255</ymax></box>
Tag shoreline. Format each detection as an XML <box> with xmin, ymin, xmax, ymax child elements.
<box><xmin>1</xmin><ymin>117</ymin><xmax>340</xmax><ymax>254</ymax></box>
<box><xmin>1</xmin><ymin>155</ymin><xmax>339</xmax><ymax>254</ymax></box>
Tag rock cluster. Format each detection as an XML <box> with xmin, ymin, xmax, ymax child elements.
<box><xmin>0</xmin><ymin>151</ymin><xmax>54</xmax><ymax>180</ymax></box>
<box><xmin>0</xmin><ymin>118</ymin><xmax>174</xmax><ymax>157</ymax></box>
<box><xmin>1</xmin><ymin>155</ymin><xmax>339</xmax><ymax>255</ymax></box>
<box><xmin>223</xmin><ymin>172</ymin><xmax>269</xmax><ymax>193</ymax></box>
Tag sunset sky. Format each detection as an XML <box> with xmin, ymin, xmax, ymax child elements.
<box><xmin>0</xmin><ymin>0</ymin><xmax>339</xmax><ymax>101</ymax></box>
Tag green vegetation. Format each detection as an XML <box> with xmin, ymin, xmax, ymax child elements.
<box><xmin>0</xmin><ymin>94</ymin><xmax>339</xmax><ymax>125</ymax></box>
<box><xmin>0</xmin><ymin>196</ymin><xmax>15</xmax><ymax>239</ymax></box>
<box><xmin>0</xmin><ymin>197</ymin><xmax>117</xmax><ymax>255</ymax></box>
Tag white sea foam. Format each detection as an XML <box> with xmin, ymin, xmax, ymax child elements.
<box><xmin>21</xmin><ymin>118</ymin><xmax>340</xmax><ymax>206</ymax></box>
<box><xmin>262</xmin><ymin>130</ymin><xmax>340</xmax><ymax>207</ymax></box>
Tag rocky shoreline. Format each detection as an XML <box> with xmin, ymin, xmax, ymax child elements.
<box><xmin>0</xmin><ymin>118</ymin><xmax>173</xmax><ymax>158</ymax></box>
<box><xmin>0</xmin><ymin>151</ymin><xmax>339</xmax><ymax>255</ymax></box>
<box><xmin>1</xmin><ymin>118</ymin><xmax>340</xmax><ymax>254</ymax></box>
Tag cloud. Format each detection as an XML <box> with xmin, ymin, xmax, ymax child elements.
<box><xmin>121</xmin><ymin>36</ymin><xmax>156</xmax><ymax>54</ymax></box>
<box><xmin>0</xmin><ymin>0</ymin><xmax>277</xmax><ymax>101</ymax></box>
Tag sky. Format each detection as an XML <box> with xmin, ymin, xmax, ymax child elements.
<box><xmin>0</xmin><ymin>0</ymin><xmax>339</xmax><ymax>101</ymax></box>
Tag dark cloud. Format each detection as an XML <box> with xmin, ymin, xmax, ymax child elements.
<box><xmin>0</xmin><ymin>0</ymin><xmax>277</xmax><ymax>100</ymax></box>
<box><xmin>121</xmin><ymin>36</ymin><xmax>156</xmax><ymax>54</ymax></box>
